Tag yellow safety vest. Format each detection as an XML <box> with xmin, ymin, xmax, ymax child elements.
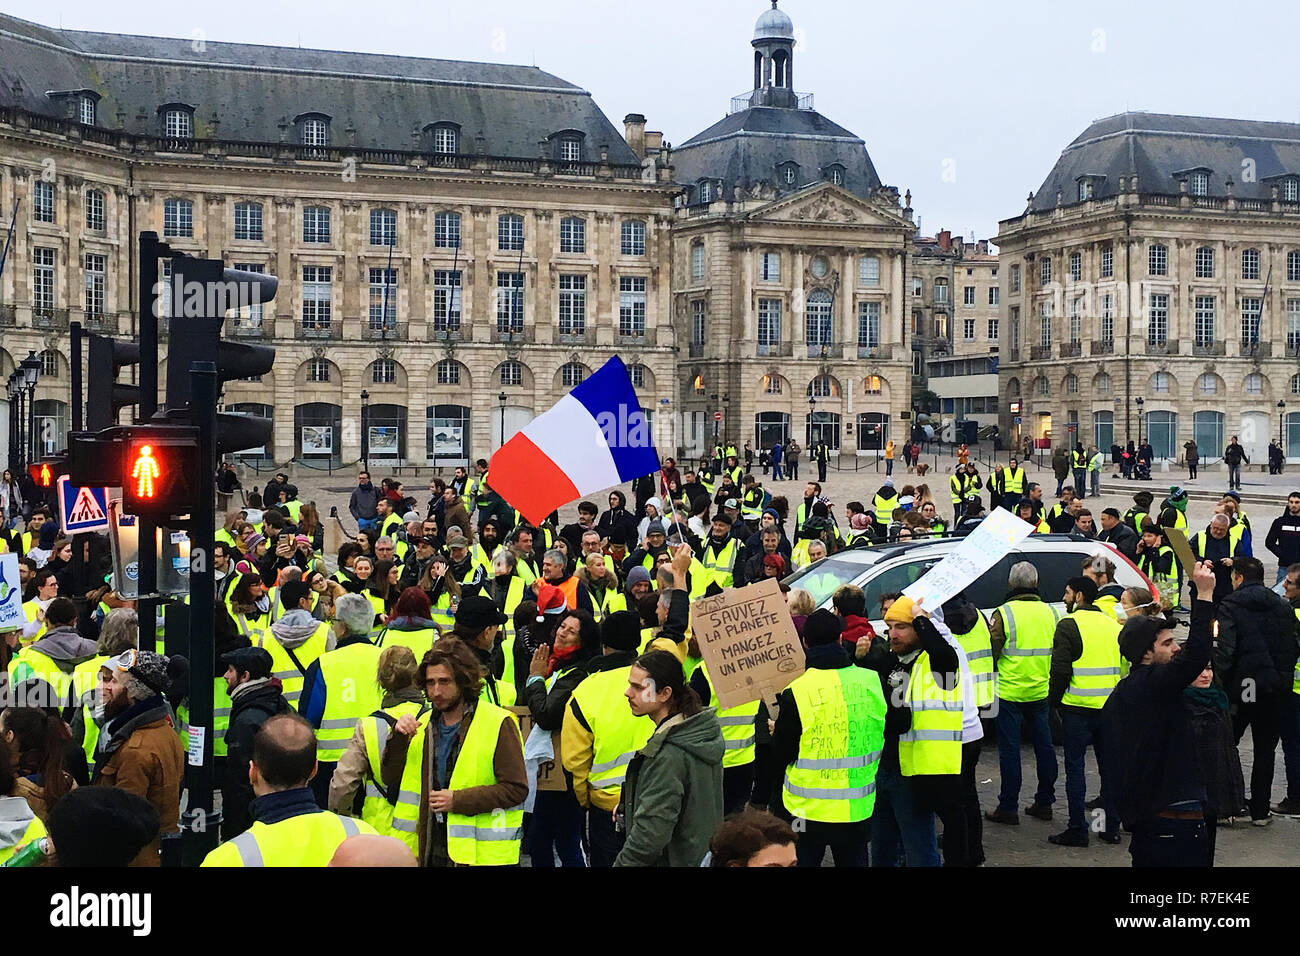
<box><xmin>470</xmin><ymin>543</ymin><xmax>498</xmax><ymax>578</ymax></box>
<box><xmin>0</xmin><ymin>815</ymin><xmax>46</xmax><ymax>865</ymax></box>
<box><xmin>1000</xmin><ymin>467</ymin><xmax>1026</xmax><ymax>496</ymax></box>
<box><xmin>1291</xmin><ymin>608</ymin><xmax>1300</xmax><ymax>697</ymax></box>
<box><xmin>740</xmin><ymin>487</ymin><xmax>764</xmax><ymax>521</ymax></box>
<box><xmin>994</xmin><ymin>600</ymin><xmax>1058</xmax><ymax>703</ymax></box>
<box><xmin>377</xmin><ymin>626</ymin><xmax>440</xmax><ymax>661</ymax></box>
<box><xmin>1060</xmin><ymin>609</ymin><xmax>1122</xmax><ymax>709</ymax></box>
<box><xmin>445</xmin><ymin>701</ymin><xmax>524</xmax><ymax>866</ymax></box>
<box><xmin>781</xmin><ymin>665</ymin><xmax>886</xmax><ymax>822</ymax></box>
<box><xmin>213</xmin><ymin>677</ymin><xmax>234</xmax><ymax>759</ymax></box>
<box><xmin>898</xmin><ymin>650</ymin><xmax>964</xmax><ymax>776</ymax></box>
<box><xmin>567</xmin><ymin>667</ymin><xmax>653</xmax><ymax>801</ymax></box>
<box><xmin>201</xmin><ymin>810</ymin><xmax>376</xmax><ymax>866</ymax></box>
<box><xmin>378</xmin><ymin>512</ymin><xmax>404</xmax><ymax>542</ymax></box>
<box><xmin>360</xmin><ymin>700</ymin><xmax>429</xmax><ymax>855</ymax></box>
<box><xmin>72</xmin><ymin>654</ymin><xmax>108</xmax><ymax>768</ymax></box>
<box><xmin>6</xmin><ymin>646</ymin><xmax>82</xmax><ymax>705</ymax></box>
<box><xmin>256</xmin><ymin>622</ymin><xmax>331</xmax><ymax>705</ymax></box>
<box><xmin>231</xmin><ymin>609</ymin><xmax>271</xmax><ymax>645</ymax></box>
<box><xmin>20</xmin><ymin>600</ymin><xmax>46</xmax><ymax>646</ymax></box>
<box><xmin>954</xmin><ymin>612</ymin><xmax>995</xmax><ymax>708</ymax></box>
<box><xmin>871</xmin><ymin>494</ymin><xmax>897</xmax><ymax>525</ymax></box>
<box><xmin>700</xmin><ymin>538</ymin><xmax>739</xmax><ymax>589</ymax></box>
<box><xmin>313</xmin><ymin>642</ymin><xmax>384</xmax><ymax>762</ymax></box>
<box><xmin>692</xmin><ymin>662</ymin><xmax>757</xmax><ymax>769</ymax></box>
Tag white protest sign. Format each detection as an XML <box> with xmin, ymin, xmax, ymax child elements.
<box><xmin>902</xmin><ymin>509</ymin><xmax>1034</xmax><ymax>609</ymax></box>
<box><xmin>689</xmin><ymin>577</ymin><xmax>805</xmax><ymax>710</ymax></box>
<box><xmin>0</xmin><ymin>554</ymin><xmax>22</xmax><ymax>632</ymax></box>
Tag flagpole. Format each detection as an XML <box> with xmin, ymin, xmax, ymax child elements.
<box><xmin>0</xmin><ymin>200</ymin><xmax>19</xmax><ymax>288</ymax></box>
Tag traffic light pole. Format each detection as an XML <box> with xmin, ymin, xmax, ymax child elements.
<box><xmin>182</xmin><ymin>361</ymin><xmax>220</xmax><ymax>865</ymax></box>
<box><xmin>70</xmin><ymin>320</ymin><xmax>83</xmax><ymax>434</ymax></box>
<box><xmin>137</xmin><ymin>233</ymin><xmax>168</xmax><ymax>651</ymax></box>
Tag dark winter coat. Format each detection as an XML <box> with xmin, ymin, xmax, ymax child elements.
<box><xmin>1264</xmin><ymin>509</ymin><xmax>1300</xmax><ymax>569</ymax></box>
<box><xmin>1214</xmin><ymin>582</ymin><xmax>1299</xmax><ymax>701</ymax></box>
<box><xmin>1223</xmin><ymin>442</ymin><xmax>1248</xmax><ymax>467</ymax></box>
<box><xmin>221</xmin><ymin>678</ymin><xmax>292</xmax><ymax>839</ymax></box>
<box><xmin>1183</xmin><ymin>688</ymin><xmax>1246</xmax><ymax>817</ymax></box>
<box><xmin>1098</xmin><ymin>521</ymin><xmax>1139</xmax><ymax>562</ymax></box>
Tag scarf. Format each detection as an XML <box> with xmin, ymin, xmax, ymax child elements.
<box><xmin>546</xmin><ymin>643</ymin><xmax>582</xmax><ymax>677</ymax></box>
<box><xmin>1183</xmin><ymin>684</ymin><xmax>1228</xmax><ymax>711</ymax></box>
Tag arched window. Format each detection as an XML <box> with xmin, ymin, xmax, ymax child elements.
<box><xmin>85</xmin><ymin>189</ymin><xmax>105</xmax><ymax>232</ymax></box>
<box><xmin>1292</xmin><ymin>373</ymin><xmax>1300</xmax><ymax>395</ymax></box>
<box><xmin>763</xmin><ymin>374</ymin><xmax>783</xmax><ymax>394</ymax></box>
<box><xmin>804</xmin><ymin>290</ymin><xmax>833</xmax><ymax>347</ymax></box>
<box><xmin>1094</xmin><ymin>372</ymin><xmax>1111</xmax><ymax>394</ymax></box>
<box><xmin>1195</xmin><ymin>246</ymin><xmax>1215</xmax><ymax>278</ymax></box>
<box><xmin>372</xmin><ymin>358</ymin><xmax>396</xmax><ymax>384</ymax></box>
<box><xmin>500</xmin><ymin>361</ymin><xmax>523</xmax><ymax>387</ymax></box>
<box><xmin>1196</xmin><ymin>373</ymin><xmax>1218</xmax><ymax>395</ymax></box>
<box><xmin>1065</xmin><ymin>373</ymin><xmax>1078</xmax><ymax>394</ymax></box>
<box><xmin>807</xmin><ymin>375</ymin><xmax>838</xmax><ymax>398</ymax></box>
<box><xmin>863</xmin><ymin>375</ymin><xmax>883</xmax><ymax>395</ymax></box>
<box><xmin>1242</xmin><ymin>248</ymin><xmax>1261</xmax><ymax>280</ymax></box>
<box><xmin>561</xmin><ymin>363</ymin><xmax>587</xmax><ymax>388</ymax></box>
<box><xmin>1152</xmin><ymin>371</ymin><xmax>1170</xmax><ymax>393</ymax></box>
<box><xmin>693</xmin><ymin>374</ymin><xmax>706</xmax><ymax>396</ymax></box>
<box><xmin>302</xmin><ymin>117</ymin><xmax>330</xmax><ymax>147</ymax></box>
<box><xmin>436</xmin><ymin>359</ymin><xmax>460</xmax><ymax>385</ymax></box>
<box><xmin>692</xmin><ymin>241</ymin><xmax>706</xmax><ymax>280</ymax></box>
<box><xmin>628</xmin><ymin>364</ymin><xmax>646</xmax><ymax>389</ymax></box>
<box><xmin>308</xmin><ymin>358</ymin><xmax>330</xmax><ymax>382</ymax></box>
<box><xmin>163</xmin><ymin>108</ymin><xmax>192</xmax><ymax>141</ymax></box>
<box><xmin>1245</xmin><ymin>372</ymin><xmax>1263</xmax><ymax>395</ymax></box>
<box><xmin>1036</xmin><ymin>377</ymin><xmax>1050</xmax><ymax>396</ymax></box>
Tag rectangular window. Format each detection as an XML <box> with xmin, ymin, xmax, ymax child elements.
<box><xmin>1039</xmin><ymin>301</ymin><xmax>1052</xmax><ymax>347</ymax></box>
<box><xmin>80</xmin><ymin>96</ymin><xmax>95</xmax><ymax>126</ymax></box>
<box><xmin>1069</xmin><ymin>252</ymin><xmax>1081</xmax><ymax>281</ymax></box>
<box><xmin>963</xmin><ymin>285</ymin><xmax>976</xmax><ymax>307</ymax></box>
<box><xmin>372</xmin><ymin>359</ymin><xmax>395</xmax><ymax>385</ymax></box>
<box><xmin>560</xmin><ymin>139</ymin><xmax>581</xmax><ymax>163</ymax></box>
<box><xmin>433</xmin><ymin>127</ymin><xmax>457</xmax><ymax>154</ymax></box>
<box><xmin>1100</xmin><ymin>293</ymin><xmax>1114</xmax><ymax>342</ymax></box>
<box><xmin>433</xmin><ymin>270</ymin><xmax>462</xmax><ymax>331</ymax></box>
<box><xmin>692</xmin><ymin>243</ymin><xmax>706</xmax><ymax>281</ymax></box>
<box><xmin>1288</xmin><ymin>251</ymin><xmax>1300</xmax><ymax>283</ymax></box>
<box><xmin>498</xmin><ymin>215</ymin><xmax>524</xmax><ymax>252</ymax></box>
<box><xmin>84</xmin><ymin>253</ymin><xmax>105</xmax><ymax>317</ymax></box>
<box><xmin>1040</xmin><ymin>257</ymin><xmax>1052</xmax><ymax>285</ymax></box>
<box><xmin>859</xmin><ymin>256</ymin><xmax>880</xmax><ymax>286</ymax></box>
<box><xmin>988</xmin><ymin>286</ymin><xmax>999</xmax><ymax>307</ymax></box>
<box><xmin>303</xmin><ymin>206</ymin><xmax>330</xmax><ymax>244</ymax></box>
<box><xmin>33</xmin><ymin>182</ymin><xmax>54</xmax><ymax>223</ymax></box>
<box><xmin>370</xmin><ymin>209</ymin><xmax>397</xmax><ymax>247</ymax></box>
<box><xmin>1010</xmin><ymin>264</ymin><xmax>1021</xmax><ymax>293</ymax></box>
<box><xmin>1288</xmin><ymin>298</ymin><xmax>1300</xmax><ymax>349</ymax></box>
<box><xmin>165</xmin><ymin>110</ymin><xmax>191</xmax><ymax>140</ymax></box>
<box><xmin>758</xmin><ymin>299</ymin><xmax>781</xmax><ymax>346</ymax></box>
<box><xmin>934</xmin><ymin>314</ymin><xmax>949</xmax><ymax>339</ymax></box>
<box><xmin>859</xmin><ymin>301</ymin><xmax>881</xmax><ymax>348</ymax></box>
<box><xmin>1069</xmin><ymin>299</ymin><xmax>1081</xmax><ymax>343</ymax></box>
<box><xmin>32</xmin><ymin>247</ymin><xmax>55</xmax><ymax>313</ymax></box>
<box><xmin>760</xmin><ymin>252</ymin><xmax>781</xmax><ymax>282</ymax></box>
<box><xmin>434</xmin><ymin>212</ymin><xmax>461</xmax><ymax>248</ymax></box>
<box><xmin>912</xmin><ymin>276</ymin><xmax>923</xmax><ymax>297</ymax></box>
<box><xmin>934</xmin><ymin>280</ymin><xmax>948</xmax><ymax>304</ymax></box>
<box><xmin>496</xmin><ymin>272</ymin><xmax>524</xmax><ymax>331</ymax></box>
<box><xmin>1194</xmin><ymin>295</ymin><xmax>1215</xmax><ymax>346</ymax></box>
<box><xmin>1195</xmin><ymin>247</ymin><xmax>1215</xmax><ymax>278</ymax></box>
<box><xmin>963</xmin><ymin>317</ymin><xmax>976</xmax><ymax>341</ymax></box>
<box><xmin>234</xmin><ymin>202</ymin><xmax>263</xmax><ymax>241</ymax></box>
<box><xmin>1149</xmin><ymin>244</ymin><xmax>1167</xmax><ymax>276</ymax></box>
<box><xmin>302</xmin><ymin>266</ymin><xmax>332</xmax><ymax>328</ymax></box>
<box><xmin>692</xmin><ymin>300</ymin><xmax>706</xmax><ymax>344</ymax></box>
<box><xmin>1241</xmin><ymin>248</ymin><xmax>1260</xmax><ymax>280</ymax></box>
<box><xmin>558</xmin><ymin>275</ymin><xmax>587</xmax><ymax>334</ymax></box>
<box><xmin>160</xmin><ymin>260</ymin><xmax>172</xmax><ymax>319</ymax></box>
<box><xmin>621</xmin><ymin>220</ymin><xmax>646</xmax><ymax>256</ymax></box>
<box><xmin>368</xmin><ymin>268</ymin><xmax>397</xmax><ymax>330</ymax></box>
<box><xmin>987</xmin><ymin>317</ymin><xmax>999</xmax><ymax>341</ymax></box>
<box><xmin>163</xmin><ymin>198</ymin><xmax>193</xmax><ymax>237</ymax></box>
<box><xmin>1148</xmin><ymin>293</ymin><xmax>1169</xmax><ymax>343</ymax></box>
<box><xmin>618</xmin><ymin>276</ymin><xmax>647</xmax><ymax>337</ymax></box>
<box><xmin>1010</xmin><ymin>306</ymin><xmax>1020</xmax><ymax>350</ymax></box>
<box><xmin>1240</xmin><ymin>297</ymin><xmax>1261</xmax><ymax>345</ymax></box>
<box><xmin>560</xmin><ymin>218</ymin><xmax>586</xmax><ymax>254</ymax></box>
<box><xmin>233</xmin><ymin>263</ymin><xmax>264</xmax><ymax>327</ymax></box>
<box><xmin>85</xmin><ymin>190</ymin><xmax>105</xmax><ymax>232</ymax></box>
<box><xmin>1101</xmin><ymin>246</ymin><xmax>1113</xmax><ymax>278</ymax></box>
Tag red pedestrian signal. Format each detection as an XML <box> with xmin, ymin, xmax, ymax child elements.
<box><xmin>27</xmin><ymin>459</ymin><xmax>66</xmax><ymax>489</ymax></box>
<box><xmin>121</xmin><ymin>430</ymin><xmax>200</xmax><ymax>520</ymax></box>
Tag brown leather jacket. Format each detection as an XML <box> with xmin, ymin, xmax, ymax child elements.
<box><xmin>93</xmin><ymin>714</ymin><xmax>185</xmax><ymax>840</ymax></box>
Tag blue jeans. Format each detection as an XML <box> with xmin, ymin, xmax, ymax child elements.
<box><xmin>528</xmin><ymin>790</ymin><xmax>587</xmax><ymax>867</ymax></box>
<box><xmin>1277</xmin><ymin>566</ymin><xmax>1289</xmax><ymax>586</ymax></box>
<box><xmin>1090</xmin><ymin>470</ymin><xmax>1100</xmax><ymax>496</ymax></box>
<box><xmin>1062</xmin><ymin>708</ymin><xmax>1117</xmax><ymax>833</ymax></box>
<box><xmin>870</xmin><ymin>767</ymin><xmax>940</xmax><ymax>867</ymax></box>
<box><xmin>1073</xmin><ymin>468</ymin><xmax>1087</xmax><ymax>494</ymax></box>
<box><xmin>772</xmin><ymin>463</ymin><xmax>783</xmax><ymax>481</ymax></box>
<box><xmin>995</xmin><ymin>698</ymin><xmax>1057</xmax><ymax>813</ymax></box>
<box><xmin>1129</xmin><ymin>817</ymin><xmax>1208</xmax><ymax>867</ymax></box>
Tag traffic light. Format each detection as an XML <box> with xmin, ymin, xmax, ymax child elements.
<box><xmin>165</xmin><ymin>258</ymin><xmax>277</xmax><ymax>455</ymax></box>
<box><xmin>27</xmin><ymin>457</ymin><xmax>66</xmax><ymax>490</ymax></box>
<box><xmin>120</xmin><ymin>427</ymin><xmax>200</xmax><ymax>520</ymax></box>
<box><xmin>86</xmin><ymin>334</ymin><xmax>141</xmax><ymax>431</ymax></box>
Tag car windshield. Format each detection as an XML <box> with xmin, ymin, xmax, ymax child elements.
<box><xmin>784</xmin><ymin>556</ymin><xmax>872</xmax><ymax>607</ymax></box>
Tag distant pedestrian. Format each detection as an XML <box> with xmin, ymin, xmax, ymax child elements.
<box><xmin>884</xmin><ymin>440</ymin><xmax>896</xmax><ymax>477</ymax></box>
<box><xmin>770</xmin><ymin>441</ymin><xmax>784</xmax><ymax>481</ymax></box>
<box><xmin>1223</xmin><ymin>437</ymin><xmax>1248</xmax><ymax>492</ymax></box>
<box><xmin>785</xmin><ymin>440</ymin><xmax>801</xmax><ymax>481</ymax></box>
<box><xmin>1184</xmin><ymin>440</ymin><xmax>1199</xmax><ymax>480</ymax></box>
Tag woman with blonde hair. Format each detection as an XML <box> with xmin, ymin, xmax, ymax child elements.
<box><xmin>787</xmin><ymin>588</ymin><xmax>815</xmax><ymax>638</ymax></box>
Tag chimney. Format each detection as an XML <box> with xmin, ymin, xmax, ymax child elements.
<box><xmin>624</xmin><ymin>113</ymin><xmax>647</xmax><ymax>160</ymax></box>
<box><xmin>937</xmin><ymin>229</ymin><xmax>952</xmax><ymax>252</ymax></box>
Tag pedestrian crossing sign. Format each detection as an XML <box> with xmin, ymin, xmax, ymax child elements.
<box><xmin>58</xmin><ymin>475</ymin><xmax>112</xmax><ymax>533</ymax></box>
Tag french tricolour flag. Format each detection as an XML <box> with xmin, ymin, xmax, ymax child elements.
<box><xmin>489</xmin><ymin>356</ymin><xmax>659</xmax><ymax>526</ymax></box>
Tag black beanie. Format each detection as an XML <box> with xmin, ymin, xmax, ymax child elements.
<box><xmin>601</xmin><ymin>610</ymin><xmax>642</xmax><ymax>652</ymax></box>
<box><xmin>1119</xmin><ymin>616</ymin><xmax>1171</xmax><ymax>665</ymax></box>
<box><xmin>1066</xmin><ymin>576</ymin><xmax>1098</xmax><ymax>603</ymax></box>
<box><xmin>47</xmin><ymin>786</ymin><xmax>160</xmax><ymax>867</ymax></box>
<box><xmin>803</xmin><ymin>608</ymin><xmax>844</xmax><ymax>647</ymax></box>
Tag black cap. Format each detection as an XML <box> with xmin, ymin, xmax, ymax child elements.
<box><xmin>1101</xmin><ymin>507</ymin><xmax>1121</xmax><ymax>519</ymax></box>
<box><xmin>601</xmin><ymin>610</ymin><xmax>642</xmax><ymax>651</ymax></box>
<box><xmin>47</xmin><ymin>787</ymin><xmax>161</xmax><ymax>867</ymax></box>
<box><xmin>1065</xmin><ymin>576</ymin><xmax>1098</xmax><ymax>603</ymax></box>
<box><xmin>221</xmin><ymin>646</ymin><xmax>274</xmax><ymax>680</ymax></box>
<box><xmin>455</xmin><ymin>594</ymin><xmax>507</xmax><ymax>632</ymax></box>
<box><xmin>803</xmin><ymin>609</ymin><xmax>844</xmax><ymax>647</ymax></box>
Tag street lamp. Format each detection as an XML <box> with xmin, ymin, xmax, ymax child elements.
<box><xmin>6</xmin><ymin>373</ymin><xmax>19</xmax><ymax>470</ymax></box>
<box><xmin>808</xmin><ymin>395</ymin><xmax>817</xmax><ymax>446</ymax></box>
<box><xmin>1279</xmin><ymin>399</ymin><xmax>1287</xmax><ymax>448</ymax></box>
<box><xmin>360</xmin><ymin>389</ymin><xmax>370</xmax><ymax>471</ymax></box>
<box><xmin>1135</xmin><ymin>396</ymin><xmax>1145</xmax><ymax>448</ymax></box>
<box><xmin>20</xmin><ymin>351</ymin><xmax>41</xmax><ymax>466</ymax></box>
<box><xmin>498</xmin><ymin>391</ymin><xmax>508</xmax><ymax>450</ymax></box>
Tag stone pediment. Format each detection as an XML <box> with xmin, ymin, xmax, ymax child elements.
<box><xmin>748</xmin><ymin>183</ymin><xmax>909</xmax><ymax>228</ymax></box>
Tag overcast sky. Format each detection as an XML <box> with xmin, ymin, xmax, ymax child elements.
<box><xmin>10</xmin><ymin>0</ymin><xmax>1298</xmax><ymax>240</ymax></box>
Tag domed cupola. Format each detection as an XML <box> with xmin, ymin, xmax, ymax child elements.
<box><xmin>752</xmin><ymin>1</ymin><xmax>797</xmax><ymax>109</ymax></box>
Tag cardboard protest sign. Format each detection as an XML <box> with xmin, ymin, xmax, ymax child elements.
<box><xmin>689</xmin><ymin>577</ymin><xmax>804</xmax><ymax>710</ymax></box>
<box><xmin>1162</xmin><ymin>526</ymin><xmax>1198</xmax><ymax>578</ymax></box>
<box><xmin>903</xmin><ymin>508</ymin><xmax>1033</xmax><ymax>608</ymax></box>
<box><xmin>0</xmin><ymin>554</ymin><xmax>22</xmax><ymax>633</ymax></box>
<box><xmin>508</xmin><ymin>706</ymin><xmax>566</xmax><ymax>793</ymax></box>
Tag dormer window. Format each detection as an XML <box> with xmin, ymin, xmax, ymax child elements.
<box><xmin>302</xmin><ymin>117</ymin><xmax>330</xmax><ymax>147</ymax></box>
<box><xmin>1286</xmin><ymin>178</ymin><xmax>1299</xmax><ymax>202</ymax></box>
<box><xmin>1190</xmin><ymin>171</ymin><xmax>1209</xmax><ymax>196</ymax></box>
<box><xmin>777</xmin><ymin>161</ymin><xmax>799</xmax><ymax>186</ymax></box>
<box><xmin>159</xmin><ymin>104</ymin><xmax>195</xmax><ymax>141</ymax></box>
<box><xmin>699</xmin><ymin>181</ymin><xmax>713</xmax><ymax>204</ymax></box>
<box><xmin>560</xmin><ymin>137</ymin><xmax>581</xmax><ymax>163</ymax></box>
<box><xmin>79</xmin><ymin>95</ymin><xmax>96</xmax><ymax>126</ymax></box>
<box><xmin>425</xmin><ymin>123</ymin><xmax>460</xmax><ymax>155</ymax></box>
<box><xmin>823</xmin><ymin>164</ymin><xmax>846</xmax><ymax>187</ymax></box>
<box><xmin>1078</xmin><ymin>180</ymin><xmax>1089</xmax><ymax>202</ymax></box>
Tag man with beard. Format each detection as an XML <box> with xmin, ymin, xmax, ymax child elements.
<box><xmin>382</xmin><ymin>636</ymin><xmax>527</xmax><ymax>866</ymax></box>
<box><xmin>399</xmin><ymin>536</ymin><xmax>437</xmax><ymax>591</ymax></box>
<box><xmin>560</xmin><ymin>501</ymin><xmax>600</xmax><ymax>555</ymax></box>
<box><xmin>742</xmin><ymin>509</ymin><xmax>792</xmax><ymax>567</ymax></box>
<box><xmin>622</xmin><ymin>522</ymin><xmax>671</xmax><ymax>577</ymax></box>
<box><xmin>469</xmin><ymin>518</ymin><xmax>503</xmax><ymax>578</ymax></box>
<box><xmin>93</xmin><ymin>647</ymin><xmax>187</xmax><ymax>864</ymax></box>
<box><xmin>439</xmin><ymin>485</ymin><xmax>474</xmax><ymax>544</ymax></box>
<box><xmin>742</xmin><ymin>528</ymin><xmax>786</xmax><ymax>585</ymax></box>
<box><xmin>700</xmin><ymin>514</ymin><xmax>744</xmax><ymax>590</ymax></box>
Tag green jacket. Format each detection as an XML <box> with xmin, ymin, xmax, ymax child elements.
<box><xmin>614</xmin><ymin>707</ymin><xmax>725</xmax><ymax>867</ymax></box>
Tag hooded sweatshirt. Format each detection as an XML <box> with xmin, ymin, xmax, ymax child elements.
<box><xmin>269</xmin><ymin>608</ymin><xmax>332</xmax><ymax>650</ymax></box>
<box><xmin>637</xmin><ymin>497</ymin><xmax>666</xmax><ymax>542</ymax></box>
<box><xmin>10</xmin><ymin>625</ymin><xmax>99</xmax><ymax>686</ymax></box>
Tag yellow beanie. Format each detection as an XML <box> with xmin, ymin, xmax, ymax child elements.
<box><xmin>883</xmin><ymin>595</ymin><xmax>916</xmax><ymax>624</ymax></box>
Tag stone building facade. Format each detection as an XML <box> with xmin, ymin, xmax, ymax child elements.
<box><xmin>998</xmin><ymin>112</ymin><xmax>1300</xmax><ymax>465</ymax></box>
<box><xmin>668</xmin><ymin>2</ymin><xmax>916</xmax><ymax>463</ymax></box>
<box><xmin>0</xmin><ymin>13</ymin><xmax>676</xmax><ymax>468</ymax></box>
<box><xmin>925</xmin><ymin>236</ymin><xmax>1000</xmax><ymax>436</ymax></box>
